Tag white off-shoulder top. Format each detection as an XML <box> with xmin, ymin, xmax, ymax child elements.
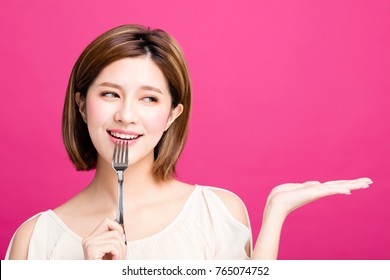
<box><xmin>5</xmin><ymin>185</ymin><xmax>252</xmax><ymax>260</ymax></box>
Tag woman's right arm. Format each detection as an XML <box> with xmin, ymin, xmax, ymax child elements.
<box><xmin>7</xmin><ymin>216</ymin><xmax>39</xmax><ymax>259</ymax></box>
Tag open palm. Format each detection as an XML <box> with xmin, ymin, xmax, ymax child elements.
<box><xmin>267</xmin><ymin>177</ymin><xmax>372</xmax><ymax>216</ymax></box>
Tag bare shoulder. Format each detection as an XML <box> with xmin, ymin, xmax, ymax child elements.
<box><xmin>207</xmin><ymin>187</ymin><xmax>250</xmax><ymax>228</ymax></box>
<box><xmin>7</xmin><ymin>215</ymin><xmax>40</xmax><ymax>259</ymax></box>
<box><xmin>170</xmin><ymin>180</ymin><xmax>197</xmax><ymax>199</ymax></box>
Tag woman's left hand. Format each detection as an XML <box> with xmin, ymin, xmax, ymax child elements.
<box><xmin>266</xmin><ymin>177</ymin><xmax>373</xmax><ymax>217</ymax></box>
<box><xmin>252</xmin><ymin>177</ymin><xmax>373</xmax><ymax>259</ymax></box>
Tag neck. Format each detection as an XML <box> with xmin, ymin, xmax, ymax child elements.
<box><xmin>90</xmin><ymin>153</ymin><xmax>160</xmax><ymax>204</ymax></box>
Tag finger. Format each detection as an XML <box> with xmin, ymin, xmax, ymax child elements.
<box><xmin>323</xmin><ymin>180</ymin><xmax>348</xmax><ymax>185</ymax></box>
<box><xmin>88</xmin><ymin>228</ymin><xmax>125</xmax><ymax>243</ymax></box>
<box><xmin>302</xmin><ymin>181</ymin><xmax>321</xmax><ymax>189</ymax></box>
<box><xmin>324</xmin><ymin>178</ymin><xmax>373</xmax><ymax>185</ymax></box>
<box><xmin>89</xmin><ymin>242</ymin><xmax>123</xmax><ymax>260</ymax></box>
<box><xmin>350</xmin><ymin>177</ymin><xmax>373</xmax><ymax>184</ymax></box>
<box><xmin>90</xmin><ymin>218</ymin><xmax>125</xmax><ymax>236</ymax></box>
<box><xmin>322</xmin><ymin>178</ymin><xmax>373</xmax><ymax>191</ymax></box>
<box><xmin>83</xmin><ymin>232</ymin><xmax>127</xmax><ymax>260</ymax></box>
<box><xmin>270</xmin><ymin>182</ymin><xmax>321</xmax><ymax>198</ymax></box>
<box><xmin>347</xmin><ymin>181</ymin><xmax>371</xmax><ymax>190</ymax></box>
<box><xmin>92</xmin><ymin>235</ymin><xmax>126</xmax><ymax>254</ymax></box>
<box><xmin>327</xmin><ymin>180</ymin><xmax>371</xmax><ymax>190</ymax></box>
<box><xmin>303</xmin><ymin>181</ymin><xmax>321</xmax><ymax>185</ymax></box>
<box><xmin>314</xmin><ymin>185</ymin><xmax>352</xmax><ymax>197</ymax></box>
<box><xmin>317</xmin><ymin>182</ymin><xmax>369</xmax><ymax>197</ymax></box>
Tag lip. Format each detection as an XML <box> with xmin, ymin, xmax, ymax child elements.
<box><xmin>107</xmin><ymin>129</ymin><xmax>143</xmax><ymax>144</ymax></box>
<box><xmin>109</xmin><ymin>128</ymin><xmax>142</xmax><ymax>135</ymax></box>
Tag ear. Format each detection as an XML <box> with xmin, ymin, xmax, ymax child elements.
<box><xmin>165</xmin><ymin>104</ymin><xmax>184</xmax><ymax>131</ymax></box>
<box><xmin>75</xmin><ymin>92</ymin><xmax>87</xmax><ymax>123</ymax></box>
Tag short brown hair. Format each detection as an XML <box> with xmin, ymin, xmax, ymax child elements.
<box><xmin>62</xmin><ymin>24</ymin><xmax>191</xmax><ymax>181</ymax></box>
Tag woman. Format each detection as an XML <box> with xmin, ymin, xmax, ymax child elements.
<box><xmin>6</xmin><ymin>24</ymin><xmax>372</xmax><ymax>260</ymax></box>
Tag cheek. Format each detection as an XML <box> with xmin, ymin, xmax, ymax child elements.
<box><xmin>86</xmin><ymin>98</ymin><xmax>111</xmax><ymax>125</ymax></box>
<box><xmin>144</xmin><ymin>109</ymin><xmax>170</xmax><ymax>133</ymax></box>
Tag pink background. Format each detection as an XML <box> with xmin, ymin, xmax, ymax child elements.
<box><xmin>1</xmin><ymin>0</ymin><xmax>389</xmax><ymax>259</ymax></box>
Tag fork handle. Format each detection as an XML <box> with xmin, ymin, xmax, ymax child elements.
<box><xmin>116</xmin><ymin>172</ymin><xmax>126</xmax><ymax>244</ymax></box>
<box><xmin>116</xmin><ymin>174</ymin><xmax>124</xmax><ymax>224</ymax></box>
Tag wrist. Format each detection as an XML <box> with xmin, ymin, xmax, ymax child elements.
<box><xmin>263</xmin><ymin>198</ymin><xmax>289</xmax><ymax>223</ymax></box>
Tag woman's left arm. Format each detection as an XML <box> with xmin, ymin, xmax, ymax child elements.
<box><xmin>251</xmin><ymin>177</ymin><xmax>373</xmax><ymax>259</ymax></box>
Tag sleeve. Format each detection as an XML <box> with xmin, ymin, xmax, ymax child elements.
<box><xmin>202</xmin><ymin>187</ymin><xmax>252</xmax><ymax>259</ymax></box>
<box><xmin>4</xmin><ymin>212</ymin><xmax>43</xmax><ymax>259</ymax></box>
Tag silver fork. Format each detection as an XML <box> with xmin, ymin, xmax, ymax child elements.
<box><xmin>112</xmin><ymin>141</ymin><xmax>128</xmax><ymax>243</ymax></box>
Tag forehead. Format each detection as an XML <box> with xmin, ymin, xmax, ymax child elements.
<box><xmin>92</xmin><ymin>56</ymin><xmax>169</xmax><ymax>92</ymax></box>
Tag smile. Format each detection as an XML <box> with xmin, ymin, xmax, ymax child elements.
<box><xmin>108</xmin><ymin>130</ymin><xmax>142</xmax><ymax>140</ymax></box>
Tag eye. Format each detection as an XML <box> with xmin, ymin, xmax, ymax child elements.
<box><xmin>141</xmin><ymin>96</ymin><xmax>158</xmax><ymax>103</ymax></box>
<box><xmin>101</xmin><ymin>91</ymin><xmax>120</xmax><ymax>98</ymax></box>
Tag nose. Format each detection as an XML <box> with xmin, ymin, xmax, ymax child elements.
<box><xmin>114</xmin><ymin>99</ymin><xmax>139</xmax><ymax>124</ymax></box>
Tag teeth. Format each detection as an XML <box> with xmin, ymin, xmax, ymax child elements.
<box><xmin>110</xmin><ymin>131</ymin><xmax>139</xmax><ymax>140</ymax></box>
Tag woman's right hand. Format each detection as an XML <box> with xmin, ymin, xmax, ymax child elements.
<box><xmin>82</xmin><ymin>218</ymin><xmax>127</xmax><ymax>260</ymax></box>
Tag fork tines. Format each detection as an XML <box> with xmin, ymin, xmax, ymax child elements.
<box><xmin>112</xmin><ymin>141</ymin><xmax>129</xmax><ymax>169</ymax></box>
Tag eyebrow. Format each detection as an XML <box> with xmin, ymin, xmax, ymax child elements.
<box><xmin>98</xmin><ymin>82</ymin><xmax>122</xmax><ymax>90</ymax></box>
<box><xmin>97</xmin><ymin>82</ymin><xmax>163</xmax><ymax>94</ymax></box>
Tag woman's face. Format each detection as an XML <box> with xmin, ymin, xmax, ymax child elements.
<box><xmin>77</xmin><ymin>56</ymin><xmax>183</xmax><ymax>168</ymax></box>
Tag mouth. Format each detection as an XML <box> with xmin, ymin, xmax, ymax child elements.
<box><xmin>107</xmin><ymin>130</ymin><xmax>143</xmax><ymax>141</ymax></box>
